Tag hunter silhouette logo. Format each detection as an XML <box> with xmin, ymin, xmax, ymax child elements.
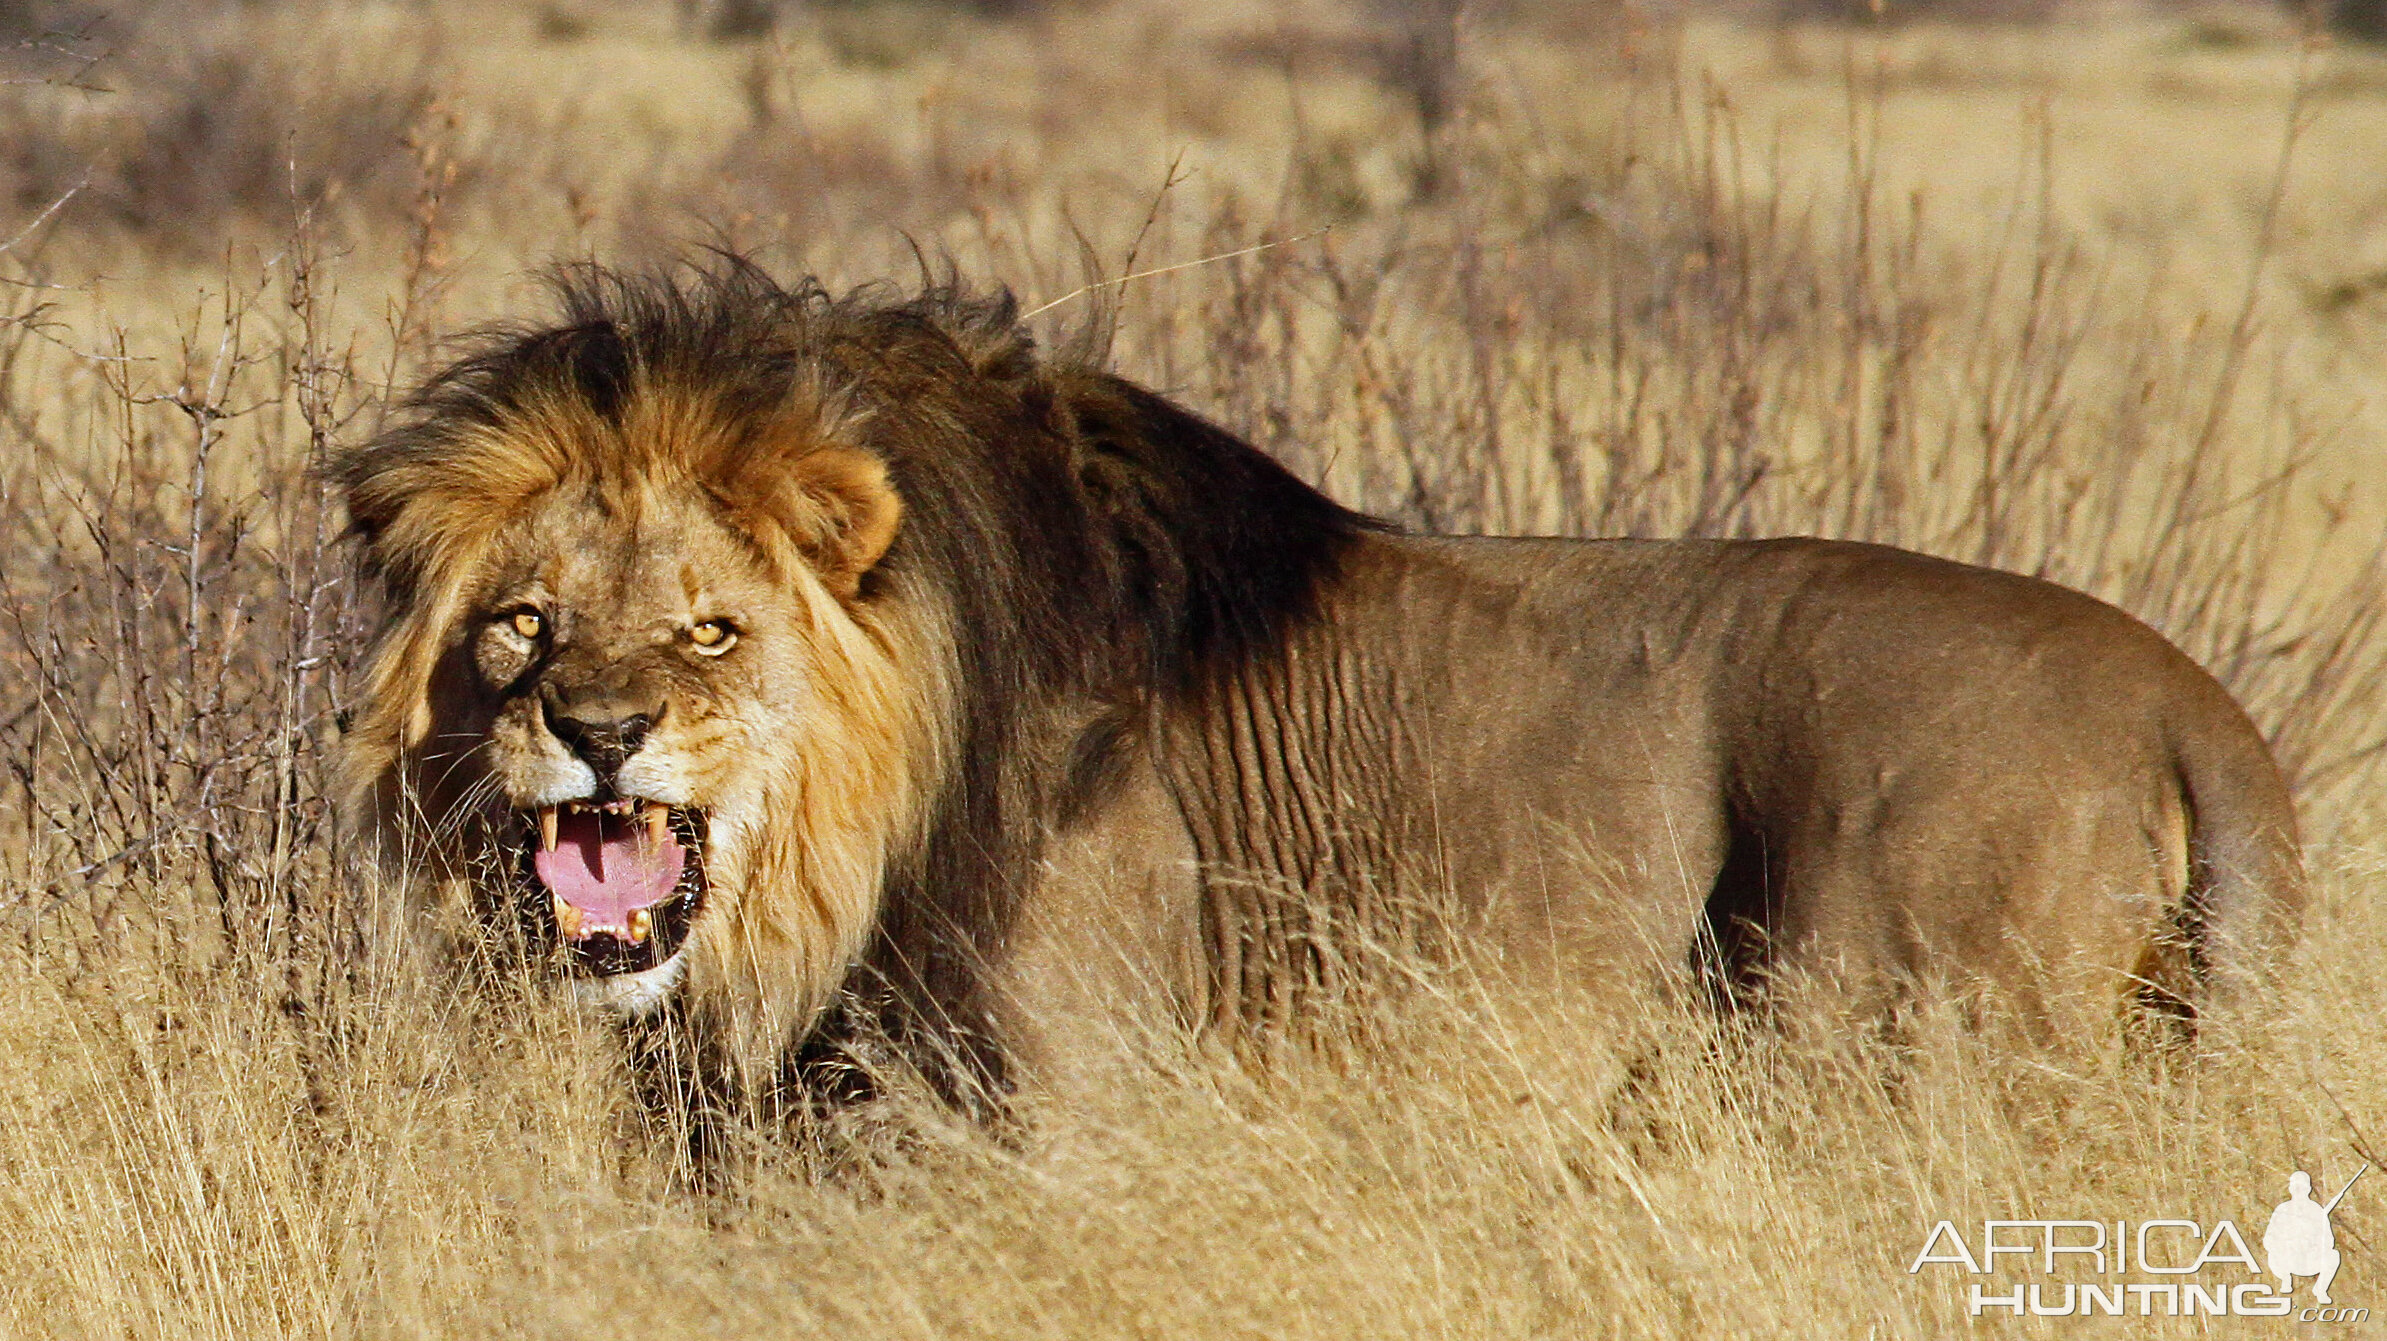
<box><xmin>1907</xmin><ymin>1163</ymin><xmax>2369</xmax><ymax>1321</ymax></box>
<box><xmin>2265</xmin><ymin>1166</ymin><xmax>2362</xmax><ymax>1306</ymax></box>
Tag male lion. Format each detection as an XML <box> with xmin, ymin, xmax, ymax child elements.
<box><xmin>334</xmin><ymin>262</ymin><xmax>2301</xmax><ymax>1112</ymax></box>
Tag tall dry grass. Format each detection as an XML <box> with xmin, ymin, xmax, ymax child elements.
<box><xmin>1</xmin><ymin>1</ymin><xmax>2385</xmax><ymax>1335</ymax></box>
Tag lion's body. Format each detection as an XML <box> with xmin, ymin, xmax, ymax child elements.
<box><xmin>333</xmin><ymin>265</ymin><xmax>2301</xmax><ymax>1114</ymax></box>
<box><xmin>1007</xmin><ymin>532</ymin><xmax>2300</xmax><ymax>1082</ymax></box>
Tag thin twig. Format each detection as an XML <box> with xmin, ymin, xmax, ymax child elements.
<box><xmin>1120</xmin><ymin>148</ymin><xmax>1191</xmax><ymax>286</ymax></box>
<box><xmin>1023</xmin><ymin>226</ymin><xmax>1335</xmax><ymax>320</ymax></box>
<box><xmin>0</xmin><ymin>179</ymin><xmax>84</xmax><ymax>257</ymax></box>
<box><xmin>6</xmin><ymin>818</ymin><xmax>183</xmax><ymax>915</ymax></box>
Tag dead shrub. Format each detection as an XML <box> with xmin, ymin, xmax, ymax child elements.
<box><xmin>0</xmin><ymin>5</ymin><xmax>450</xmax><ymax>255</ymax></box>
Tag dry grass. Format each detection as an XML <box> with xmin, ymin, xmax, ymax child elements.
<box><xmin>3</xmin><ymin>0</ymin><xmax>2387</xmax><ymax>1335</ymax></box>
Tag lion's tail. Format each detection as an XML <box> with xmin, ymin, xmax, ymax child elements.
<box><xmin>2171</xmin><ymin>698</ymin><xmax>2305</xmax><ymax>1017</ymax></box>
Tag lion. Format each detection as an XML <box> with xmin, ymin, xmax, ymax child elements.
<box><xmin>333</xmin><ymin>260</ymin><xmax>2303</xmax><ymax>1115</ymax></box>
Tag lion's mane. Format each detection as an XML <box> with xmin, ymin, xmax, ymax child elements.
<box><xmin>334</xmin><ymin>259</ymin><xmax>1371</xmax><ymax>1101</ymax></box>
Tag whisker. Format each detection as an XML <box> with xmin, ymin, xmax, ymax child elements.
<box><xmin>425</xmin><ymin>738</ymin><xmax>491</xmax><ymax>794</ymax></box>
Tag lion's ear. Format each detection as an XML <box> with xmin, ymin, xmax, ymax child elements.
<box><xmin>779</xmin><ymin>445</ymin><xmax>901</xmax><ymax>600</ymax></box>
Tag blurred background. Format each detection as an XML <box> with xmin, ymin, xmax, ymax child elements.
<box><xmin>3</xmin><ymin>2</ymin><xmax>2387</xmax><ymax>1336</ymax></box>
<box><xmin>4</xmin><ymin>0</ymin><xmax>2385</xmax><ymax>543</ymax></box>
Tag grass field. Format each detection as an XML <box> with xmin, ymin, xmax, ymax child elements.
<box><xmin>3</xmin><ymin>0</ymin><xmax>2387</xmax><ymax>1334</ymax></box>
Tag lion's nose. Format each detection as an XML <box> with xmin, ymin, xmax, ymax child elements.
<box><xmin>540</xmin><ymin>685</ymin><xmax>659</xmax><ymax>780</ymax></box>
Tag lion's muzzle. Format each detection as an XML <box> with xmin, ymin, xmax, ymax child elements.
<box><xmin>515</xmin><ymin>679</ymin><xmax>708</xmax><ymax>977</ymax></box>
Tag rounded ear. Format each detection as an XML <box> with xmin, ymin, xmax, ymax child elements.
<box><xmin>782</xmin><ymin>445</ymin><xmax>901</xmax><ymax>599</ymax></box>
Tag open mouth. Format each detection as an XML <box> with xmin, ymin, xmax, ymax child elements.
<box><xmin>515</xmin><ymin>798</ymin><xmax>707</xmax><ymax>976</ymax></box>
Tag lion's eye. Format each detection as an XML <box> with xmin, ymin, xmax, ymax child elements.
<box><xmin>509</xmin><ymin>609</ymin><xmax>545</xmax><ymax>641</ymax></box>
<box><xmin>689</xmin><ymin>619</ymin><xmax>737</xmax><ymax>655</ymax></box>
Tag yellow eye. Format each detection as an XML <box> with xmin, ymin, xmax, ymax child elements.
<box><xmin>689</xmin><ymin>619</ymin><xmax>736</xmax><ymax>655</ymax></box>
<box><xmin>510</xmin><ymin>609</ymin><xmax>544</xmax><ymax>641</ymax></box>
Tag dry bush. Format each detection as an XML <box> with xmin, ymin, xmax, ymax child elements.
<box><xmin>1762</xmin><ymin>0</ymin><xmax>2065</xmax><ymax>26</ymax></box>
<box><xmin>0</xmin><ymin>3</ymin><xmax>451</xmax><ymax>257</ymax></box>
<box><xmin>2328</xmin><ymin>0</ymin><xmax>2387</xmax><ymax>43</ymax></box>
<box><xmin>0</xmin><ymin>1</ymin><xmax>2382</xmax><ymax>1335</ymax></box>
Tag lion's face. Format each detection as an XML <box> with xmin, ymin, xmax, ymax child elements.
<box><xmin>340</xmin><ymin>367</ymin><xmax>924</xmax><ymax>1045</ymax></box>
<box><xmin>449</xmin><ymin>486</ymin><xmax>807</xmax><ymax>999</ymax></box>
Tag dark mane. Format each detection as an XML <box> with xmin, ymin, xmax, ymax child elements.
<box><xmin>801</xmin><ymin>268</ymin><xmax>1382</xmax><ymax>1106</ymax></box>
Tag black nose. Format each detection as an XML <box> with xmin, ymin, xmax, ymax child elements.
<box><xmin>541</xmin><ymin>689</ymin><xmax>656</xmax><ymax>779</ymax></box>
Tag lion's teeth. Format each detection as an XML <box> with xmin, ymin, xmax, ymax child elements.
<box><xmin>628</xmin><ymin>908</ymin><xmax>652</xmax><ymax>944</ymax></box>
<box><xmin>553</xmin><ymin>894</ymin><xmax>583</xmax><ymax>940</ymax></box>
<box><xmin>645</xmin><ymin>803</ymin><xmax>669</xmax><ymax>848</ymax></box>
<box><xmin>538</xmin><ymin>806</ymin><xmax>558</xmax><ymax>852</ymax></box>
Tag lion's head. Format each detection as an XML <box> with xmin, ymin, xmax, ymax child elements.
<box><xmin>334</xmin><ymin>267</ymin><xmax>967</xmax><ymax>1071</ymax></box>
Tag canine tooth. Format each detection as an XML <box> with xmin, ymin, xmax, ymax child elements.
<box><xmin>628</xmin><ymin>909</ymin><xmax>652</xmax><ymax>945</ymax></box>
<box><xmin>645</xmin><ymin>803</ymin><xmax>669</xmax><ymax>848</ymax></box>
<box><xmin>553</xmin><ymin>895</ymin><xmax>583</xmax><ymax>940</ymax></box>
<box><xmin>538</xmin><ymin>806</ymin><xmax>558</xmax><ymax>852</ymax></box>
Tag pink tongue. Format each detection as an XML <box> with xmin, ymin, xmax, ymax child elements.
<box><xmin>532</xmin><ymin>811</ymin><xmax>686</xmax><ymax>934</ymax></box>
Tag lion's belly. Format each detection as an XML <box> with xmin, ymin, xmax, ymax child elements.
<box><xmin>995</xmin><ymin>760</ymin><xmax>1209</xmax><ymax>1096</ymax></box>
